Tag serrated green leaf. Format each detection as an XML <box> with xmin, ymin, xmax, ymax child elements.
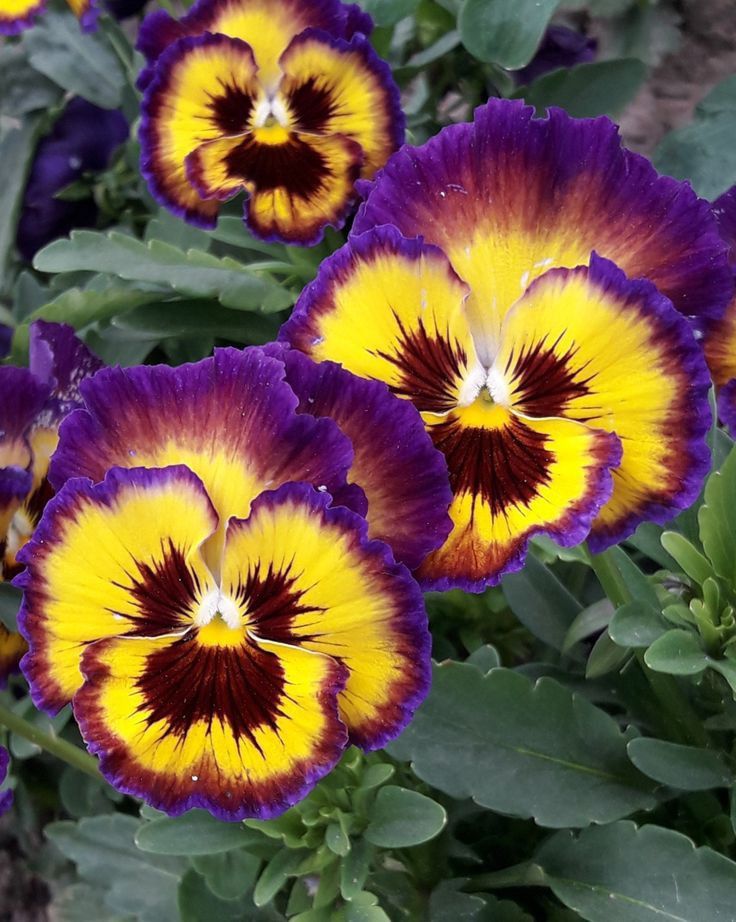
<box><xmin>626</xmin><ymin>738</ymin><xmax>733</xmax><ymax>791</ymax></box>
<box><xmin>33</xmin><ymin>231</ymin><xmax>293</xmax><ymax>312</ymax></box>
<box><xmin>644</xmin><ymin>630</ymin><xmax>709</xmax><ymax>675</ymax></box>
<box><xmin>514</xmin><ymin>58</ymin><xmax>646</xmax><ymax>117</ymax></box>
<box><xmin>536</xmin><ymin>820</ymin><xmax>736</xmax><ymax>921</ymax></box>
<box><xmin>387</xmin><ymin>663</ymin><xmax>655</xmax><ymax>827</ymax></box>
<box><xmin>46</xmin><ymin>815</ymin><xmax>185</xmax><ymax>922</ymax></box>
<box><xmin>459</xmin><ymin>0</ymin><xmax>559</xmax><ymax>68</ymax></box>
<box><xmin>609</xmin><ymin>601</ymin><xmax>668</xmax><ymax>648</ymax></box>
<box><xmin>364</xmin><ymin>786</ymin><xmax>446</xmax><ymax>848</ymax></box>
<box><xmin>49</xmin><ymin>883</ymin><xmax>127</xmax><ymax>922</ymax></box>
<box><xmin>135</xmin><ymin>811</ymin><xmax>261</xmax><ymax>856</ymax></box>
<box><xmin>24</xmin><ymin>11</ymin><xmax>125</xmax><ymax>109</ymax></box>
<box><xmin>502</xmin><ymin>554</ymin><xmax>582</xmax><ymax>651</ymax></box>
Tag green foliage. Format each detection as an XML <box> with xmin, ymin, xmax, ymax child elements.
<box><xmin>458</xmin><ymin>0</ymin><xmax>559</xmax><ymax>69</ymax></box>
<box><xmin>388</xmin><ymin>662</ymin><xmax>657</xmax><ymax>827</ymax></box>
<box><xmin>535</xmin><ymin>822</ymin><xmax>736</xmax><ymax>921</ymax></box>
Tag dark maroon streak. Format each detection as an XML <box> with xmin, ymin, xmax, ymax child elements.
<box><xmin>431</xmin><ymin>414</ymin><xmax>553</xmax><ymax>516</ymax></box>
<box><xmin>505</xmin><ymin>334</ymin><xmax>598</xmax><ymax>419</ymax></box>
<box><xmin>234</xmin><ymin>560</ymin><xmax>324</xmax><ymax>644</ymax></box>
<box><xmin>373</xmin><ymin>312</ymin><xmax>467</xmax><ymax>413</ymax></box>
<box><xmin>288</xmin><ymin>78</ymin><xmax>336</xmax><ymax>132</ymax></box>
<box><xmin>136</xmin><ymin>632</ymin><xmax>288</xmax><ymax>751</ymax></box>
<box><xmin>109</xmin><ymin>539</ymin><xmax>202</xmax><ymax>634</ymax></box>
<box><xmin>207</xmin><ymin>82</ymin><xmax>255</xmax><ymax>135</ymax></box>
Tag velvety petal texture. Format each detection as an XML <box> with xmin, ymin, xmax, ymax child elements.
<box><xmin>704</xmin><ymin>187</ymin><xmax>736</xmax><ymax>432</ymax></box>
<box><xmin>19</xmin><ymin>468</ymin><xmax>428</xmax><ymax>818</ymax></box>
<box><xmin>282</xmin><ymin>217</ymin><xmax>712</xmax><ymax>589</ymax></box>
<box><xmin>354</xmin><ymin>99</ymin><xmax>732</xmax><ymax>342</ymax></box>
<box><xmin>138</xmin><ymin>0</ymin><xmax>403</xmax><ymax>243</ymax></box>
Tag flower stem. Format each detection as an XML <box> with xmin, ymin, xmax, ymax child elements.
<box><xmin>0</xmin><ymin>702</ymin><xmax>100</xmax><ymax>779</ymax></box>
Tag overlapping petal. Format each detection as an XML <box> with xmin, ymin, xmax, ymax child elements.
<box><xmin>264</xmin><ymin>344</ymin><xmax>453</xmax><ymax>570</ymax></box>
<box><xmin>495</xmin><ymin>256</ymin><xmax>712</xmax><ymax>551</ymax></box>
<box><xmin>282</xmin><ymin>222</ymin><xmax>711</xmax><ymax>588</ymax></box>
<box><xmin>49</xmin><ymin>348</ymin><xmax>353</xmax><ymax>570</ymax></box>
<box><xmin>703</xmin><ymin>187</ymin><xmax>736</xmax><ymax>432</ymax></box>
<box><xmin>20</xmin><ymin>468</ymin><xmax>428</xmax><ymax>818</ymax></box>
<box><xmin>355</xmin><ymin>99</ymin><xmax>732</xmax><ymax>345</ymax></box>
<box><xmin>17</xmin><ymin>465</ymin><xmax>218</xmax><ymax>713</ymax></box>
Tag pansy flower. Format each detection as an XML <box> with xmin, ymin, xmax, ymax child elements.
<box><xmin>0</xmin><ymin>0</ymin><xmax>98</xmax><ymax>35</ymax></box>
<box><xmin>0</xmin><ymin>322</ymin><xmax>101</xmax><ymax>680</ymax></box>
<box><xmin>281</xmin><ymin>100</ymin><xmax>722</xmax><ymax>590</ymax></box>
<box><xmin>138</xmin><ymin>0</ymin><xmax>403</xmax><ymax>244</ymax></box>
<box><xmin>703</xmin><ymin>187</ymin><xmax>736</xmax><ymax>433</ymax></box>
<box><xmin>17</xmin><ymin>347</ymin><xmax>445</xmax><ymax>818</ymax></box>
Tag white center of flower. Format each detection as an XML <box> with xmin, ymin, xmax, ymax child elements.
<box><xmin>194</xmin><ymin>588</ymin><xmax>241</xmax><ymax>630</ymax></box>
<box><xmin>457</xmin><ymin>363</ymin><xmax>511</xmax><ymax>410</ymax></box>
<box><xmin>252</xmin><ymin>94</ymin><xmax>290</xmax><ymax>129</ymax></box>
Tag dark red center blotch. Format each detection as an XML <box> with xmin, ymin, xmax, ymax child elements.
<box><xmin>224</xmin><ymin>134</ymin><xmax>328</xmax><ymax>197</ymax></box>
<box><xmin>137</xmin><ymin>633</ymin><xmax>287</xmax><ymax>751</ymax></box>
<box><xmin>233</xmin><ymin>561</ymin><xmax>325</xmax><ymax>645</ymax></box>
<box><xmin>431</xmin><ymin>414</ymin><xmax>553</xmax><ymax>516</ymax></box>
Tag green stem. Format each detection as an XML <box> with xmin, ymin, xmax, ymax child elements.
<box><xmin>0</xmin><ymin>702</ymin><xmax>100</xmax><ymax>779</ymax></box>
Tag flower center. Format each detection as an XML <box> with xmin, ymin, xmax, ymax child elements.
<box><xmin>194</xmin><ymin>588</ymin><xmax>244</xmax><ymax>647</ymax></box>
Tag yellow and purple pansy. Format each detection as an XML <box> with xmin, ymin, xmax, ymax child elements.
<box><xmin>17</xmin><ymin>347</ymin><xmax>447</xmax><ymax>818</ymax></box>
<box><xmin>281</xmin><ymin>99</ymin><xmax>726</xmax><ymax>591</ymax></box>
<box><xmin>0</xmin><ymin>321</ymin><xmax>101</xmax><ymax>681</ymax></box>
<box><xmin>137</xmin><ymin>0</ymin><xmax>403</xmax><ymax>244</ymax></box>
<box><xmin>0</xmin><ymin>0</ymin><xmax>98</xmax><ymax>34</ymax></box>
<box><xmin>704</xmin><ymin>187</ymin><xmax>736</xmax><ymax>433</ymax></box>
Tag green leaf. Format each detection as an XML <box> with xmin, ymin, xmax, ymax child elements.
<box><xmin>24</xmin><ymin>11</ymin><xmax>126</xmax><ymax>109</ymax></box>
<box><xmin>699</xmin><ymin>445</ymin><xmax>736</xmax><ymax>582</ymax></box>
<box><xmin>388</xmin><ymin>663</ymin><xmax>655</xmax><ymax>828</ymax></box>
<box><xmin>135</xmin><ymin>811</ymin><xmax>262</xmax><ymax>856</ymax></box>
<box><xmin>626</xmin><ymin>523</ymin><xmax>678</xmax><ymax>571</ymax></box>
<box><xmin>644</xmin><ymin>629</ymin><xmax>709</xmax><ymax>675</ymax></box>
<box><xmin>514</xmin><ymin>59</ymin><xmax>647</xmax><ymax>118</ymax></box>
<box><xmin>502</xmin><ymin>554</ymin><xmax>582</xmax><ymax>651</ymax></box>
<box><xmin>660</xmin><ymin>532</ymin><xmax>715</xmax><ymax>586</ymax></box>
<box><xmin>326</xmin><ymin>822</ymin><xmax>351</xmax><ymax>856</ymax></box>
<box><xmin>59</xmin><ymin>767</ymin><xmax>118</xmax><ymax>818</ymax></box>
<box><xmin>253</xmin><ymin>848</ymin><xmax>305</xmax><ymax>907</ymax></box>
<box><xmin>178</xmin><ymin>869</ymin><xmax>276</xmax><ymax>922</ymax></box>
<box><xmin>113</xmin><ymin>301</ymin><xmax>282</xmax><ymax>345</ymax></box>
<box><xmin>33</xmin><ymin>231</ymin><xmax>293</xmax><ymax>313</ymax></box>
<box><xmin>430</xmin><ymin>881</ymin><xmax>533</xmax><ymax>920</ymax></box>
<box><xmin>50</xmin><ymin>883</ymin><xmax>127</xmax><ymax>922</ymax></box>
<box><xmin>357</xmin><ymin>0</ymin><xmax>420</xmax><ymax>26</ymax></box>
<box><xmin>465</xmin><ymin>644</ymin><xmax>501</xmax><ymax>673</ymax></box>
<box><xmin>0</xmin><ymin>44</ymin><xmax>61</xmax><ymax>117</ymax></box>
<box><xmin>563</xmin><ymin>600</ymin><xmax>614</xmax><ymax>653</ymax></box>
<box><xmin>46</xmin><ymin>815</ymin><xmax>185</xmax><ymax>922</ymax></box>
<box><xmin>608</xmin><ymin>601</ymin><xmax>668</xmax><ymax>649</ymax></box>
<box><xmin>364</xmin><ymin>786</ymin><xmax>446</xmax><ymax>848</ymax></box>
<box><xmin>653</xmin><ymin>75</ymin><xmax>736</xmax><ymax>199</ymax></box>
<box><xmin>340</xmin><ymin>839</ymin><xmax>372</xmax><ymax>900</ymax></box>
<box><xmin>585</xmin><ymin>631</ymin><xmax>630</xmax><ymax>679</ymax></box>
<box><xmin>0</xmin><ymin>117</ymin><xmax>42</xmax><ymax>292</ymax></box>
<box><xmin>459</xmin><ymin>0</ymin><xmax>559</xmax><ymax>68</ymax></box>
<box><xmin>536</xmin><ymin>821</ymin><xmax>736</xmax><ymax>921</ymax></box>
<box><xmin>626</xmin><ymin>738</ymin><xmax>734</xmax><ymax>791</ymax></box>
<box><xmin>190</xmin><ymin>849</ymin><xmax>260</xmax><ymax>901</ymax></box>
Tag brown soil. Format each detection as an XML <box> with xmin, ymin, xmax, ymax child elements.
<box><xmin>616</xmin><ymin>0</ymin><xmax>736</xmax><ymax>154</ymax></box>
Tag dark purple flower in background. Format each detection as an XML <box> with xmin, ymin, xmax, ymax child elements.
<box><xmin>16</xmin><ymin>98</ymin><xmax>129</xmax><ymax>262</ymax></box>
<box><xmin>0</xmin><ymin>327</ymin><xmax>11</xmax><ymax>360</ymax></box>
<box><xmin>104</xmin><ymin>0</ymin><xmax>147</xmax><ymax>19</ymax></box>
<box><xmin>0</xmin><ymin>749</ymin><xmax>11</xmax><ymax>816</ymax></box>
<box><xmin>514</xmin><ymin>24</ymin><xmax>597</xmax><ymax>85</ymax></box>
